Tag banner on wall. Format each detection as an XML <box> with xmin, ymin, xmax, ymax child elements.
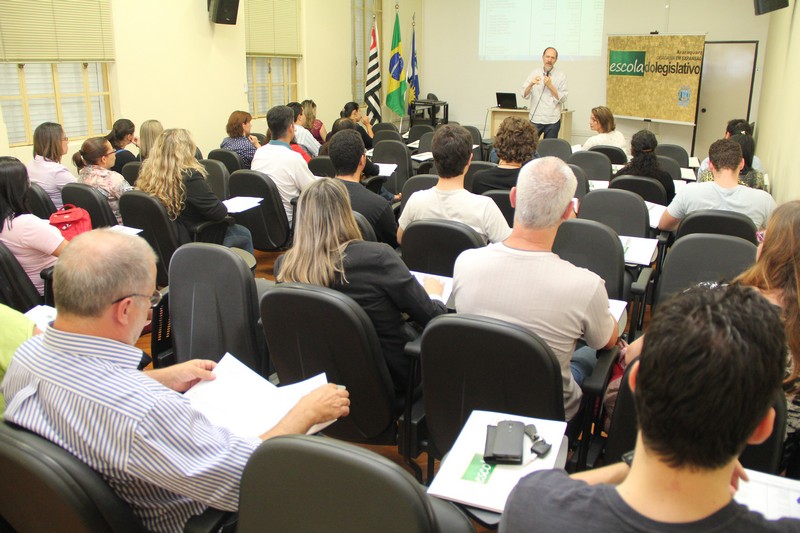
<box><xmin>607</xmin><ymin>34</ymin><xmax>705</xmax><ymax>124</ymax></box>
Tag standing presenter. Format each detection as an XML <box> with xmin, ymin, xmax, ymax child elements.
<box><xmin>521</xmin><ymin>47</ymin><xmax>568</xmax><ymax>139</ymax></box>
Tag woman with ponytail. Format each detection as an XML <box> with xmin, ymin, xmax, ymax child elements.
<box><xmin>72</xmin><ymin>137</ymin><xmax>133</xmax><ymax>224</ymax></box>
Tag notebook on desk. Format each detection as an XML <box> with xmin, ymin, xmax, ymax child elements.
<box><xmin>496</xmin><ymin>92</ymin><xmax>518</xmax><ymax>109</ymax></box>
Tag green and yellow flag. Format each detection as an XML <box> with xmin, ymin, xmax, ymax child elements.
<box><xmin>386</xmin><ymin>13</ymin><xmax>407</xmax><ymax>116</ymax></box>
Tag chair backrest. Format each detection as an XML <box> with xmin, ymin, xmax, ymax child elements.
<box><xmin>407</xmin><ymin>124</ymin><xmax>435</xmax><ymax>144</ymax></box>
<box><xmin>208</xmin><ymin>148</ymin><xmax>243</xmax><ymax>175</ymax></box>
<box><xmin>372</xmin><ymin>122</ymin><xmax>399</xmax><ymax>134</ymax></box>
<box><xmin>169</xmin><ymin>243</ymin><xmax>267</xmax><ymax>375</ymax></box>
<box><xmin>0</xmin><ymin>422</ymin><xmax>147</xmax><ymax>533</ymax></box>
<box><xmin>401</xmin><ymin>219</ymin><xmax>486</xmax><ymax>277</ymax></box>
<box><xmin>553</xmin><ymin>219</ymin><xmax>626</xmax><ymax>300</ymax></box>
<box><xmin>656</xmin><ymin>154</ymin><xmax>681</xmax><ymax>181</ymax></box>
<box><xmin>676</xmin><ymin>209</ymin><xmax>759</xmax><ymax>245</ymax></box>
<box><xmin>61</xmin><ymin>182</ymin><xmax>118</xmax><ymax>228</ymax></box>
<box><xmin>421</xmin><ymin>314</ymin><xmax>565</xmax><ymax>458</ymax></box>
<box><xmin>353</xmin><ymin>211</ymin><xmax>377</xmax><ymax>242</ymax></box>
<box><xmin>568</xmin><ymin>163</ymin><xmax>589</xmax><ymax>201</ymax></box>
<box><xmin>578</xmin><ymin>189</ymin><xmax>649</xmax><ymax>238</ymax></box>
<box><xmin>655</xmin><ymin>143</ymin><xmax>690</xmax><ymax>168</ymax></box>
<box><xmin>482</xmin><ymin>189</ymin><xmax>514</xmax><ymax>227</ymax></box>
<box><xmin>463</xmin><ymin>161</ymin><xmax>498</xmax><ymax>192</ymax></box>
<box><xmin>569</xmin><ymin>150</ymin><xmax>612</xmax><ymax>180</ymax></box>
<box><xmin>119</xmin><ymin>191</ymin><xmax>181</xmax><ymax>286</ymax></box>
<box><xmin>609</xmin><ymin>176</ymin><xmax>668</xmax><ymax>206</ymax></box>
<box><xmin>654</xmin><ymin>234</ymin><xmax>757</xmax><ymax>308</ymax></box>
<box><xmin>589</xmin><ymin>144</ymin><xmax>628</xmax><ymax>165</ymax></box>
<box><xmin>372</xmin><ymin>140</ymin><xmax>412</xmax><ymax>194</ymax></box>
<box><xmin>199</xmin><ymin>158</ymin><xmax>230</xmax><ymax>200</ymax></box>
<box><xmin>416</xmin><ymin>160</ymin><xmax>437</xmax><ymax>175</ymax></box>
<box><xmin>229</xmin><ymin>170</ymin><xmax>291</xmax><ymax>251</ymax></box>
<box><xmin>120</xmin><ymin>161</ymin><xmax>141</xmax><ymax>186</ymax></box>
<box><xmin>739</xmin><ymin>390</ymin><xmax>788</xmax><ymax>474</ymax></box>
<box><xmin>418</xmin><ymin>131</ymin><xmax>435</xmax><ymax>153</ymax></box>
<box><xmin>399</xmin><ymin>175</ymin><xmax>438</xmax><ymax>216</ymax></box>
<box><xmin>537</xmin><ymin>138</ymin><xmax>572</xmax><ymax>161</ymax></box>
<box><xmin>260</xmin><ymin>283</ymin><xmax>398</xmax><ymax>442</ymax></box>
<box><xmin>426</xmin><ymin>92</ymin><xmax>441</xmax><ymax>119</ymax></box>
<box><xmin>373</xmin><ymin>129</ymin><xmax>404</xmax><ymax>145</ymax></box>
<box><xmin>238</xmin><ymin>435</ymin><xmax>474</xmax><ymax>533</ymax></box>
<box><xmin>0</xmin><ymin>241</ymin><xmax>42</xmax><ymax>312</ymax></box>
<box><xmin>27</xmin><ymin>182</ymin><xmax>57</xmax><ymax>219</ymax></box>
<box><xmin>308</xmin><ymin>155</ymin><xmax>336</xmax><ymax>178</ymax></box>
<box><xmin>463</xmin><ymin>125</ymin><xmax>484</xmax><ymax>161</ymax></box>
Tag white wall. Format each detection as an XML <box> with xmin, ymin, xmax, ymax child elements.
<box><xmin>421</xmin><ymin>0</ymin><xmax>769</xmax><ymax>155</ymax></box>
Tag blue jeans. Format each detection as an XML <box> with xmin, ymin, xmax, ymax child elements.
<box><xmin>223</xmin><ymin>223</ymin><xmax>254</xmax><ymax>255</ymax></box>
<box><xmin>570</xmin><ymin>344</ymin><xmax>597</xmax><ymax>387</ymax></box>
<box><xmin>532</xmin><ymin>120</ymin><xmax>561</xmax><ymax>139</ymax></box>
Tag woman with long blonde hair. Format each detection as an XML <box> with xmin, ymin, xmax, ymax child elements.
<box><xmin>137</xmin><ymin>119</ymin><xmax>164</xmax><ymax>161</ymax></box>
<box><xmin>136</xmin><ymin>128</ymin><xmax>253</xmax><ymax>253</ymax></box>
<box><xmin>277</xmin><ymin>178</ymin><xmax>445</xmax><ymax>395</ymax></box>
<box><xmin>735</xmin><ymin>201</ymin><xmax>800</xmax><ymax>475</ymax></box>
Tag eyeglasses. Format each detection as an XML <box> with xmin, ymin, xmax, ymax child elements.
<box><xmin>61</xmin><ymin>137</ymin><xmax>70</xmax><ymax>142</ymax></box>
<box><xmin>111</xmin><ymin>289</ymin><xmax>162</xmax><ymax>308</ymax></box>
<box><xmin>105</xmin><ymin>150</ymin><xmax>116</xmax><ymax>156</ymax></box>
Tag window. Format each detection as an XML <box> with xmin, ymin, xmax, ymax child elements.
<box><xmin>352</xmin><ymin>0</ymin><xmax>383</xmax><ymax>103</ymax></box>
<box><xmin>246</xmin><ymin>57</ymin><xmax>298</xmax><ymax>119</ymax></box>
<box><xmin>0</xmin><ymin>62</ymin><xmax>112</xmax><ymax>146</ymax></box>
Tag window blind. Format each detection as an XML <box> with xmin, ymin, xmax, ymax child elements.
<box><xmin>245</xmin><ymin>0</ymin><xmax>300</xmax><ymax>57</ymax></box>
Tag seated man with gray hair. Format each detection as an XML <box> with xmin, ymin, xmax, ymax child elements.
<box><xmin>452</xmin><ymin>157</ymin><xmax>618</xmax><ymax>420</ymax></box>
<box><xmin>2</xmin><ymin>229</ymin><xmax>349</xmax><ymax>532</ymax></box>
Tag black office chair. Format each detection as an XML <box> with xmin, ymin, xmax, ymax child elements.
<box><xmin>609</xmin><ymin>176</ymin><xmax>668</xmax><ymax>206</ymax></box>
<box><xmin>228</xmin><ymin>170</ymin><xmax>292</xmax><ymax>251</ymax></box>
<box><xmin>464</xmin><ymin>161</ymin><xmax>498</xmax><ymax>192</ymax></box>
<box><xmin>656</xmin><ymin>154</ymin><xmax>681</xmax><ymax>181</ymax></box>
<box><xmin>676</xmin><ymin>209</ymin><xmax>759</xmax><ymax>245</ymax></box>
<box><xmin>208</xmin><ymin>148</ymin><xmax>243</xmax><ymax>175</ymax></box>
<box><xmin>353</xmin><ymin>211</ymin><xmax>377</xmax><ymax>242</ymax></box>
<box><xmin>61</xmin><ymin>182</ymin><xmax>118</xmax><ymax>228</ymax></box>
<box><xmin>426</xmin><ymin>92</ymin><xmax>441</xmax><ymax>123</ymax></box>
<box><xmin>401</xmin><ymin>219</ymin><xmax>485</xmax><ymax>277</ymax></box>
<box><xmin>120</xmin><ymin>161</ymin><xmax>142</xmax><ymax>186</ymax></box>
<box><xmin>569</xmin><ymin>164</ymin><xmax>589</xmax><ymax>201</ymax></box>
<box><xmin>169</xmin><ymin>243</ymin><xmax>270</xmax><ymax>376</ymax></box>
<box><xmin>199</xmin><ymin>158</ymin><xmax>230</xmax><ymax>201</ymax></box>
<box><xmin>570</xmin><ymin>150</ymin><xmax>612</xmax><ymax>181</ymax></box>
<box><xmin>537</xmin><ymin>138</ymin><xmax>572</xmax><ymax>161</ymax></box>
<box><xmin>0</xmin><ymin>422</ymin><xmax>230</xmax><ymax>533</ymax></box>
<box><xmin>407</xmin><ymin>124</ymin><xmax>435</xmax><ymax>145</ymax></box>
<box><xmin>372</xmin><ymin>122</ymin><xmax>400</xmax><ymax>134</ymax></box>
<box><xmin>0</xmin><ymin>241</ymin><xmax>44</xmax><ymax>313</ymax></box>
<box><xmin>417</xmin><ymin>131</ymin><xmax>435</xmax><ymax>154</ymax></box>
<box><xmin>482</xmin><ymin>189</ymin><xmax>514</xmax><ymax>227</ymax></box>
<box><xmin>373</xmin><ymin>129</ymin><xmax>404</xmax><ymax>145</ymax></box>
<box><xmin>397</xmin><ymin>175</ymin><xmax>438</xmax><ymax>218</ymax></box>
<box><xmin>308</xmin><ymin>155</ymin><xmax>336</xmax><ymax>178</ymax></box>
<box><xmin>27</xmin><ymin>182</ymin><xmax>57</xmax><ymax>219</ymax></box>
<box><xmin>589</xmin><ymin>145</ymin><xmax>627</xmax><ymax>165</ymax></box>
<box><xmin>238</xmin><ymin>435</ymin><xmax>474</xmax><ymax>533</ymax></box>
<box><xmin>373</xmin><ymin>140</ymin><xmax>413</xmax><ymax>194</ymax></box>
<box><xmin>416</xmin><ymin>160</ymin><xmax>437</xmax><ymax>175</ymax></box>
<box><xmin>464</xmin><ymin>125</ymin><xmax>484</xmax><ymax>161</ymax></box>
<box><xmin>655</xmin><ymin>143</ymin><xmax>690</xmax><ymax>168</ymax></box>
<box><xmin>579</xmin><ymin>189</ymin><xmax>650</xmax><ymax>238</ymax></box>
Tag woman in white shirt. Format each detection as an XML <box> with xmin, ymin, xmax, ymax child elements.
<box><xmin>25</xmin><ymin>122</ymin><xmax>76</xmax><ymax>209</ymax></box>
<box><xmin>582</xmin><ymin>106</ymin><xmax>627</xmax><ymax>152</ymax></box>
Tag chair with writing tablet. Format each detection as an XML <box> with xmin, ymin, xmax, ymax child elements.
<box><xmin>568</xmin><ymin>163</ymin><xmax>589</xmax><ymax>201</ymax></box>
<box><xmin>27</xmin><ymin>182</ymin><xmax>57</xmax><ymax>219</ymax></box>
<box><xmin>373</xmin><ymin>140</ymin><xmax>413</xmax><ymax>194</ymax></box>
<box><xmin>482</xmin><ymin>189</ymin><xmax>514</xmax><ymax>227</ymax></box>
<box><xmin>675</xmin><ymin>209</ymin><xmax>759</xmax><ymax>245</ymax></box>
<box><xmin>589</xmin><ymin>144</ymin><xmax>627</xmax><ymax>165</ymax></box>
<box><xmin>308</xmin><ymin>155</ymin><xmax>336</xmax><ymax>178</ymax></box>
<box><xmin>238</xmin><ymin>434</ymin><xmax>474</xmax><ymax>533</ymax></box>
<box><xmin>417</xmin><ymin>131</ymin><xmax>435</xmax><ymax>154</ymax></box>
<box><xmin>373</xmin><ymin>129</ymin><xmax>404</xmax><ymax>145</ymax></box>
<box><xmin>609</xmin><ymin>176</ymin><xmax>667</xmax><ymax>206</ymax></box>
<box><xmin>578</xmin><ymin>189</ymin><xmax>650</xmax><ymax>239</ymax></box>
<box><xmin>401</xmin><ymin>219</ymin><xmax>485</xmax><ymax>278</ymax></box>
<box><xmin>61</xmin><ymin>182</ymin><xmax>118</xmax><ymax>228</ymax></box>
<box><xmin>353</xmin><ymin>211</ymin><xmax>377</xmax><ymax>242</ymax></box>
<box><xmin>656</xmin><ymin>154</ymin><xmax>681</xmax><ymax>181</ymax></box>
<box><xmin>464</xmin><ymin>125</ymin><xmax>484</xmax><ymax>161</ymax></box>
<box><xmin>463</xmin><ymin>161</ymin><xmax>498</xmax><ymax>193</ymax></box>
<box><xmin>407</xmin><ymin>124</ymin><xmax>435</xmax><ymax>145</ymax></box>
<box><xmin>199</xmin><ymin>158</ymin><xmax>231</xmax><ymax>201</ymax></box>
<box><xmin>120</xmin><ymin>161</ymin><xmax>142</xmax><ymax>187</ymax></box>
<box><xmin>398</xmin><ymin>174</ymin><xmax>438</xmax><ymax>217</ymax></box>
<box><xmin>655</xmin><ymin>143</ymin><xmax>690</xmax><ymax>168</ymax></box>
<box><xmin>228</xmin><ymin>170</ymin><xmax>292</xmax><ymax>251</ymax></box>
<box><xmin>537</xmin><ymin>138</ymin><xmax>572</xmax><ymax>161</ymax></box>
<box><xmin>372</xmin><ymin>122</ymin><xmax>399</xmax><ymax>134</ymax></box>
<box><xmin>569</xmin><ymin>150</ymin><xmax>612</xmax><ymax>181</ymax></box>
<box><xmin>208</xmin><ymin>148</ymin><xmax>243</xmax><ymax>175</ymax></box>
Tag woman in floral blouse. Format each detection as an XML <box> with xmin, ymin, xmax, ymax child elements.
<box><xmin>72</xmin><ymin>137</ymin><xmax>133</xmax><ymax>224</ymax></box>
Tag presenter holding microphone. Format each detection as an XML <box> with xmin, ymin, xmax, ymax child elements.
<box><xmin>521</xmin><ymin>47</ymin><xmax>568</xmax><ymax>139</ymax></box>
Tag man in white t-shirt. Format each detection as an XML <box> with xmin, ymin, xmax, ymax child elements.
<box><xmin>659</xmin><ymin>138</ymin><xmax>776</xmax><ymax>231</ymax></box>
<box><xmin>397</xmin><ymin>124</ymin><xmax>511</xmax><ymax>245</ymax></box>
<box><xmin>453</xmin><ymin>157</ymin><xmax>617</xmax><ymax>420</ymax></box>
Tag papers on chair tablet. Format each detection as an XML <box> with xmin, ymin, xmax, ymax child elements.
<box><xmin>410</xmin><ymin>270</ymin><xmax>454</xmax><ymax>305</ymax></box>
<box><xmin>680</xmin><ymin>167</ymin><xmax>696</xmax><ymax>181</ymax></box>
<box><xmin>644</xmin><ymin>201</ymin><xmax>668</xmax><ymax>229</ymax></box>
<box><xmin>411</xmin><ymin>151</ymin><xmax>434</xmax><ymax>162</ymax></box>
<box><xmin>24</xmin><ymin>305</ymin><xmax>56</xmax><ymax>331</ymax></box>
<box><xmin>109</xmin><ymin>224</ymin><xmax>143</xmax><ymax>235</ymax></box>
<box><xmin>427</xmin><ymin>410</ymin><xmax>567</xmax><ymax>514</ymax></box>
<box><xmin>402</xmin><ymin>131</ymin><xmax>409</xmax><ymax>139</ymax></box>
<box><xmin>571</xmin><ymin>144</ymin><xmax>583</xmax><ymax>153</ymax></box>
<box><xmin>407</xmin><ymin>139</ymin><xmax>420</xmax><ymax>149</ymax></box>
<box><xmin>588</xmin><ymin>180</ymin><xmax>609</xmax><ymax>191</ymax></box>
<box><xmin>620</xmin><ymin>235</ymin><xmax>658</xmax><ymax>265</ymax></box>
<box><xmin>608</xmin><ymin>299</ymin><xmax>627</xmax><ymax>323</ymax></box>
<box><xmin>735</xmin><ymin>469</ymin><xmax>800</xmax><ymax>519</ymax></box>
<box><xmin>223</xmin><ymin>196</ymin><xmax>263</xmax><ymax>213</ymax></box>
<box><xmin>688</xmin><ymin>156</ymin><xmax>701</xmax><ymax>168</ymax></box>
<box><xmin>185</xmin><ymin>353</ymin><xmax>335</xmax><ymax>438</ymax></box>
<box><xmin>376</xmin><ymin>163</ymin><xmax>397</xmax><ymax>177</ymax></box>
<box><xmin>366</xmin><ymin>148</ymin><xmax>374</xmax><ymax>157</ymax></box>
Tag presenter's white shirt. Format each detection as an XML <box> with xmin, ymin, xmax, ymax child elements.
<box><xmin>521</xmin><ymin>67</ymin><xmax>568</xmax><ymax>125</ymax></box>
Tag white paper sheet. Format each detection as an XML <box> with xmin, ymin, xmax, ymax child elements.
<box><xmin>588</xmin><ymin>179</ymin><xmax>609</xmax><ymax>191</ymax></box>
<box><xmin>571</xmin><ymin>144</ymin><xmax>583</xmax><ymax>153</ymax></box>
<box><xmin>644</xmin><ymin>201</ymin><xmax>668</xmax><ymax>229</ymax></box>
<box><xmin>376</xmin><ymin>163</ymin><xmax>397</xmax><ymax>177</ymax></box>
<box><xmin>407</xmin><ymin>139</ymin><xmax>420</xmax><ymax>149</ymax></box>
<box><xmin>184</xmin><ymin>354</ymin><xmax>333</xmax><ymax>438</ymax></box>
<box><xmin>620</xmin><ymin>235</ymin><xmax>658</xmax><ymax>265</ymax></box>
<box><xmin>410</xmin><ymin>270</ymin><xmax>453</xmax><ymax>305</ymax></box>
<box><xmin>735</xmin><ymin>468</ymin><xmax>800</xmax><ymax>519</ymax></box>
<box><xmin>688</xmin><ymin>156</ymin><xmax>701</xmax><ymax>168</ymax></box>
<box><xmin>109</xmin><ymin>225</ymin><xmax>143</xmax><ymax>235</ymax></box>
<box><xmin>365</xmin><ymin>148</ymin><xmax>374</xmax><ymax>157</ymax></box>
<box><xmin>608</xmin><ymin>299</ymin><xmax>627</xmax><ymax>322</ymax></box>
<box><xmin>23</xmin><ymin>305</ymin><xmax>57</xmax><ymax>331</ymax></box>
<box><xmin>411</xmin><ymin>151</ymin><xmax>434</xmax><ymax>162</ymax></box>
<box><xmin>680</xmin><ymin>167</ymin><xmax>697</xmax><ymax>181</ymax></box>
<box><xmin>223</xmin><ymin>196</ymin><xmax>263</xmax><ymax>213</ymax></box>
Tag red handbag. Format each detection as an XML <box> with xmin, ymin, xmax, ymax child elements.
<box><xmin>49</xmin><ymin>204</ymin><xmax>92</xmax><ymax>240</ymax></box>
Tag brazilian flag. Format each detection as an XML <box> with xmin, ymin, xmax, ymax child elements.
<box><xmin>386</xmin><ymin>13</ymin><xmax>407</xmax><ymax>116</ymax></box>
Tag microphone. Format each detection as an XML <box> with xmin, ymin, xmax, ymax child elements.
<box><xmin>544</xmin><ymin>65</ymin><xmax>552</xmax><ymax>77</ymax></box>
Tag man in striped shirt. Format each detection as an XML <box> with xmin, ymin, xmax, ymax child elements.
<box><xmin>2</xmin><ymin>229</ymin><xmax>350</xmax><ymax>533</ymax></box>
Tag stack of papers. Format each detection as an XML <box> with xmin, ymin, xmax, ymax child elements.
<box><xmin>735</xmin><ymin>469</ymin><xmax>800</xmax><ymax>519</ymax></box>
<box><xmin>688</xmin><ymin>156</ymin><xmax>701</xmax><ymax>168</ymax></box>
<box><xmin>375</xmin><ymin>163</ymin><xmax>397</xmax><ymax>177</ymax></box>
<box><xmin>185</xmin><ymin>353</ymin><xmax>336</xmax><ymax>437</ymax></box>
<box><xmin>411</xmin><ymin>152</ymin><xmax>434</xmax><ymax>162</ymax></box>
<box><xmin>620</xmin><ymin>235</ymin><xmax>658</xmax><ymax>265</ymax></box>
<box><xmin>410</xmin><ymin>270</ymin><xmax>454</xmax><ymax>304</ymax></box>
<box><xmin>644</xmin><ymin>201</ymin><xmax>668</xmax><ymax>229</ymax></box>
<box><xmin>407</xmin><ymin>139</ymin><xmax>420</xmax><ymax>149</ymax></box>
<box><xmin>223</xmin><ymin>196</ymin><xmax>263</xmax><ymax>213</ymax></box>
<box><xmin>680</xmin><ymin>168</ymin><xmax>697</xmax><ymax>181</ymax></box>
<box><xmin>24</xmin><ymin>305</ymin><xmax>57</xmax><ymax>331</ymax></box>
<box><xmin>427</xmin><ymin>410</ymin><xmax>567</xmax><ymax>513</ymax></box>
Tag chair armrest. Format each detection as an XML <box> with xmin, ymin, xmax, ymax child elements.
<box><xmin>362</xmin><ymin>175</ymin><xmax>387</xmax><ymax>195</ymax></box>
<box><xmin>183</xmin><ymin>508</ymin><xmax>234</xmax><ymax>533</ymax></box>
<box><xmin>40</xmin><ymin>266</ymin><xmax>55</xmax><ymax>306</ymax></box>
<box><xmin>582</xmin><ymin>346</ymin><xmax>620</xmax><ymax>397</ymax></box>
<box><xmin>631</xmin><ymin>267</ymin><xmax>653</xmax><ymax>295</ymax></box>
<box><xmin>404</xmin><ymin>336</ymin><xmax>422</xmax><ymax>361</ymax></box>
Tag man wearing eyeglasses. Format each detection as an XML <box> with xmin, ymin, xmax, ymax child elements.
<box><xmin>2</xmin><ymin>229</ymin><xmax>350</xmax><ymax>533</ymax></box>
